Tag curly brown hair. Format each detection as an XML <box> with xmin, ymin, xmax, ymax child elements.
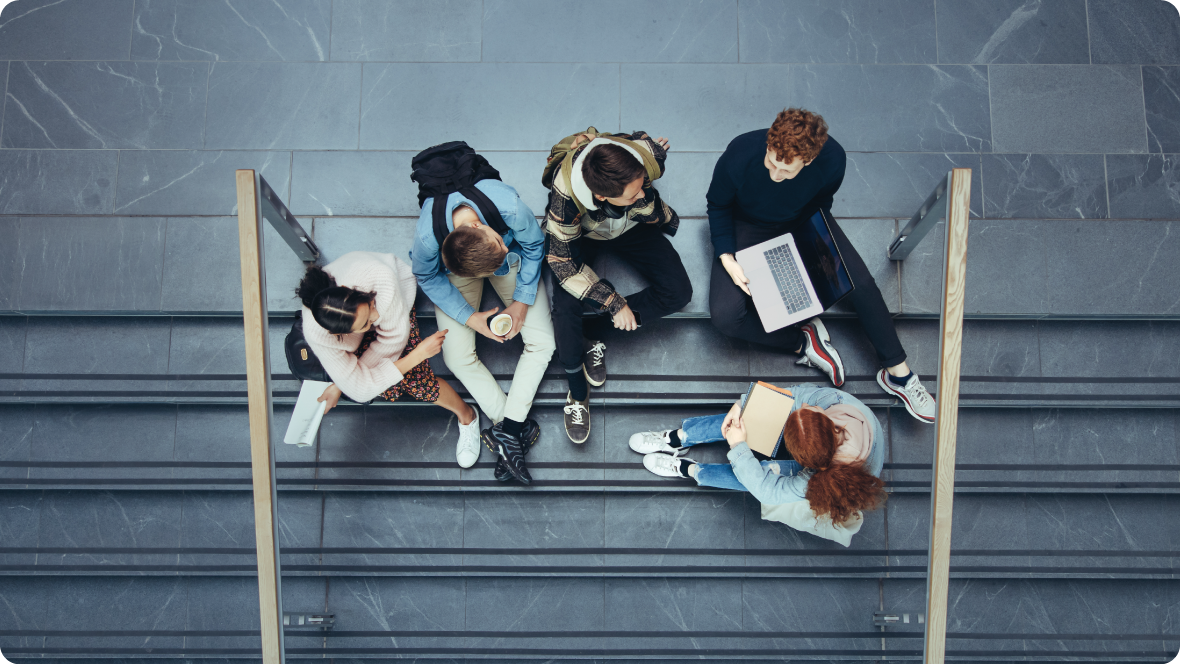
<box><xmin>767</xmin><ymin>108</ymin><xmax>829</xmax><ymax>164</ymax></box>
<box><xmin>782</xmin><ymin>408</ymin><xmax>885</xmax><ymax>525</ymax></box>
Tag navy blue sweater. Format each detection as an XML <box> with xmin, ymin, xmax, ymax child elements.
<box><xmin>706</xmin><ymin>130</ymin><xmax>846</xmax><ymax>258</ymax></box>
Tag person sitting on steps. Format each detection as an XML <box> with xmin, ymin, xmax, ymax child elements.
<box><xmin>629</xmin><ymin>383</ymin><xmax>884</xmax><ymax>545</ymax></box>
<box><xmin>708</xmin><ymin>108</ymin><xmax>936</xmax><ymax>423</ymax></box>
<box><xmin>412</xmin><ymin>178</ymin><xmax>556</xmax><ymax>485</ymax></box>
<box><xmin>296</xmin><ymin>252</ymin><xmax>477</xmax><ymax>462</ymax></box>
<box><xmin>543</xmin><ymin>128</ymin><xmax>693</xmax><ymax>443</ymax></box>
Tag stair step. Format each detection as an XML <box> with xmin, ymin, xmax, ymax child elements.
<box><xmin>1</xmin><ymin>490</ymin><xmax>1175</xmax><ymax>580</ymax></box>
<box><xmin>0</xmin><ymin>575</ymin><xmax>1175</xmax><ymax>660</ymax></box>
<box><xmin>2</xmin><ymin>316</ymin><xmax>1178</xmax><ymax>408</ymax></box>
<box><xmin>3</xmin><ymin>216</ymin><xmax>1177</xmax><ymax>320</ymax></box>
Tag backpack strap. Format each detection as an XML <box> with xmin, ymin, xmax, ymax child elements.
<box><xmin>557</xmin><ymin>132</ymin><xmax>663</xmax><ymax>215</ymax></box>
<box><xmin>460</xmin><ymin>185</ymin><xmax>509</xmax><ymax>235</ymax></box>
<box><xmin>430</xmin><ymin>187</ymin><xmax>512</xmax><ymax>250</ymax></box>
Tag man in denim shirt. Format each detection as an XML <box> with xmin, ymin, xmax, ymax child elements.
<box><xmin>412</xmin><ymin>179</ymin><xmax>555</xmax><ymax>483</ymax></box>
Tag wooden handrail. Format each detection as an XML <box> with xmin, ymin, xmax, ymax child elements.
<box><xmin>923</xmin><ymin>167</ymin><xmax>971</xmax><ymax>664</ymax></box>
<box><xmin>236</xmin><ymin>169</ymin><xmax>285</xmax><ymax>664</ymax></box>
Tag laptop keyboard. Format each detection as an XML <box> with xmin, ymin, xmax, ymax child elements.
<box><xmin>764</xmin><ymin>244</ymin><xmax>811</xmax><ymax>314</ymax></box>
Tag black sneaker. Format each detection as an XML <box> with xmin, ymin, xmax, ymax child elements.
<box><xmin>492</xmin><ymin>418</ymin><xmax>540</xmax><ymax>483</ymax></box>
<box><xmin>583</xmin><ymin>339</ymin><xmax>606</xmax><ymax>387</ymax></box>
<box><xmin>563</xmin><ymin>391</ymin><xmax>591</xmax><ymax>444</ymax></box>
<box><xmin>483</xmin><ymin>418</ymin><xmax>539</xmax><ymax>456</ymax></box>
<box><xmin>482</xmin><ymin>426</ymin><xmax>531</xmax><ymax>485</ymax></box>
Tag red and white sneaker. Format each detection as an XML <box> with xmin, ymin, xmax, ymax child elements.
<box><xmin>877</xmin><ymin>369</ymin><xmax>936</xmax><ymax>423</ymax></box>
<box><xmin>796</xmin><ymin>318</ymin><xmax>845</xmax><ymax>387</ymax></box>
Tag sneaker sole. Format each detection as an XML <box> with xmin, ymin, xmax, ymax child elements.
<box><xmin>876</xmin><ymin>371</ymin><xmax>936</xmax><ymax>423</ymax></box>
<box><xmin>583</xmin><ymin>364</ymin><xmax>606</xmax><ymax>387</ymax></box>
<box><xmin>805</xmin><ymin>323</ymin><xmax>845</xmax><ymax>387</ymax></box>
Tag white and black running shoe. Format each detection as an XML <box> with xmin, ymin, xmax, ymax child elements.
<box><xmin>796</xmin><ymin>318</ymin><xmax>845</xmax><ymax>387</ymax></box>
<box><xmin>628</xmin><ymin>430</ymin><xmax>685</xmax><ymax>456</ymax></box>
<box><xmin>877</xmin><ymin>369</ymin><xmax>936</xmax><ymax>424</ymax></box>
<box><xmin>642</xmin><ymin>452</ymin><xmax>696</xmax><ymax>479</ymax></box>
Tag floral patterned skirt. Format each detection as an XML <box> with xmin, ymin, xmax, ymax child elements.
<box><xmin>354</xmin><ymin>307</ymin><xmax>440</xmax><ymax>403</ymax></box>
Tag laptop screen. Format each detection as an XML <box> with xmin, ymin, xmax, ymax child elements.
<box><xmin>794</xmin><ymin>210</ymin><xmax>855</xmax><ymax>310</ymax></box>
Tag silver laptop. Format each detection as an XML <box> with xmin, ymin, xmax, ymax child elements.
<box><xmin>736</xmin><ymin>233</ymin><xmax>823</xmax><ymax>333</ymax></box>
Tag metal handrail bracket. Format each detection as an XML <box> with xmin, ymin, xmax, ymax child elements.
<box><xmin>258</xmin><ymin>174</ymin><xmax>320</xmax><ymax>264</ymax></box>
<box><xmin>889</xmin><ymin>170</ymin><xmax>952</xmax><ymax>261</ymax></box>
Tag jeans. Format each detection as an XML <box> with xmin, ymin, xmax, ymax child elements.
<box><xmin>708</xmin><ymin>214</ymin><xmax>907</xmax><ymax>368</ymax></box>
<box><xmin>679</xmin><ymin>413</ymin><xmax>804</xmax><ymax>492</ymax></box>
<box><xmin>550</xmin><ymin>223</ymin><xmax>693</xmax><ymax>372</ymax></box>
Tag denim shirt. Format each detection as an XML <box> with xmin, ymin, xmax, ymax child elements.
<box><xmin>726</xmin><ymin>384</ymin><xmax>885</xmax><ymax>505</ymax></box>
<box><xmin>411</xmin><ymin>180</ymin><xmax>543</xmax><ymax>325</ymax></box>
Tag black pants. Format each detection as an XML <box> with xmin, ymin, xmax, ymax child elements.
<box><xmin>709</xmin><ymin>215</ymin><xmax>907</xmax><ymax>368</ymax></box>
<box><xmin>551</xmin><ymin>224</ymin><xmax>693</xmax><ymax>372</ymax></box>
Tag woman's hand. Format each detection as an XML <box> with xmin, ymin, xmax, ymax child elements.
<box><xmin>719</xmin><ymin>254</ymin><xmax>751</xmax><ymax>296</ymax></box>
<box><xmin>317</xmin><ymin>383</ymin><xmax>343</xmax><ymax>414</ymax></box>
<box><xmin>395</xmin><ymin>329</ymin><xmax>448</xmax><ymax>375</ymax></box>
<box><xmin>722</xmin><ymin>401</ymin><xmax>746</xmax><ymax>448</ymax></box>
<box><xmin>415</xmin><ymin>329</ymin><xmax>447</xmax><ymax>359</ymax></box>
<box><xmin>656</xmin><ymin>136</ymin><xmax>670</xmax><ymax>151</ymax></box>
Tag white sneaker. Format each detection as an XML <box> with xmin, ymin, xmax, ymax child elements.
<box><xmin>455</xmin><ymin>411</ymin><xmax>482</xmax><ymax>468</ymax></box>
<box><xmin>628</xmin><ymin>430</ymin><xmax>685</xmax><ymax>456</ymax></box>
<box><xmin>642</xmin><ymin>452</ymin><xmax>695</xmax><ymax>478</ymax></box>
<box><xmin>876</xmin><ymin>369</ymin><xmax>936</xmax><ymax>424</ymax></box>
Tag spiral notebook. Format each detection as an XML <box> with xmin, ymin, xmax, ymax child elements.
<box><xmin>738</xmin><ymin>381</ymin><xmax>795</xmax><ymax>457</ymax></box>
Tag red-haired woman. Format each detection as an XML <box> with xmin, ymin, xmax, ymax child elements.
<box><xmin>708</xmin><ymin>108</ymin><xmax>935</xmax><ymax>423</ymax></box>
<box><xmin>629</xmin><ymin>384</ymin><xmax>884</xmax><ymax>544</ymax></box>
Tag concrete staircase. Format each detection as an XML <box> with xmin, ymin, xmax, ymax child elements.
<box><xmin>1</xmin><ymin>210</ymin><xmax>1178</xmax><ymax>662</ymax></box>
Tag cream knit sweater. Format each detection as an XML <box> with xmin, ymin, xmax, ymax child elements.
<box><xmin>301</xmin><ymin>251</ymin><xmax>419</xmax><ymax>402</ymax></box>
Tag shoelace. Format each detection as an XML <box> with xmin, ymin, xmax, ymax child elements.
<box><xmin>564</xmin><ymin>403</ymin><xmax>587</xmax><ymax>425</ymax></box>
<box><xmin>904</xmin><ymin>378</ymin><xmax>934</xmax><ymax>407</ymax></box>
<box><xmin>587</xmin><ymin>341</ymin><xmax>605</xmax><ymax>367</ymax></box>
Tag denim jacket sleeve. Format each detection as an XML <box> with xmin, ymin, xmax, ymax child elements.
<box><xmin>411</xmin><ymin>209</ymin><xmax>475</xmax><ymax>325</ymax></box>
<box><xmin>727</xmin><ymin>442</ymin><xmax>809</xmax><ymax>505</ymax></box>
<box><xmin>509</xmin><ymin>195</ymin><xmax>542</xmax><ymax>307</ymax></box>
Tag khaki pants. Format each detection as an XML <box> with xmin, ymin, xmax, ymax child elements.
<box><xmin>435</xmin><ymin>264</ymin><xmax>556</xmax><ymax>424</ymax></box>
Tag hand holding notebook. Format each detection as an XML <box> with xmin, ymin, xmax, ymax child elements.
<box><xmin>737</xmin><ymin>381</ymin><xmax>796</xmax><ymax>456</ymax></box>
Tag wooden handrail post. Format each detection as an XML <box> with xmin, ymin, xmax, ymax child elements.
<box><xmin>923</xmin><ymin>167</ymin><xmax>971</xmax><ymax>664</ymax></box>
<box><xmin>236</xmin><ymin>169</ymin><xmax>285</xmax><ymax>664</ymax></box>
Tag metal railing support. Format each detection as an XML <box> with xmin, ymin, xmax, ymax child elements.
<box><xmin>889</xmin><ymin>170</ymin><xmax>952</xmax><ymax>261</ymax></box>
<box><xmin>923</xmin><ymin>167</ymin><xmax>972</xmax><ymax>664</ymax></box>
<box><xmin>258</xmin><ymin>174</ymin><xmax>319</xmax><ymax>264</ymax></box>
<box><xmin>236</xmin><ymin>169</ymin><xmax>285</xmax><ymax>664</ymax></box>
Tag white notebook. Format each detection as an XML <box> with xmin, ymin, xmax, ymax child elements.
<box><xmin>284</xmin><ymin>380</ymin><xmax>331</xmax><ymax>447</ymax></box>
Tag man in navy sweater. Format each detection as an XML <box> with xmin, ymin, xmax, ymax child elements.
<box><xmin>707</xmin><ymin>108</ymin><xmax>936</xmax><ymax>423</ymax></box>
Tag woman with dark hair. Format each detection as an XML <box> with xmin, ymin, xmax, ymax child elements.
<box><xmin>296</xmin><ymin>251</ymin><xmax>479</xmax><ymax>467</ymax></box>
<box><xmin>628</xmin><ymin>384</ymin><xmax>884</xmax><ymax>545</ymax></box>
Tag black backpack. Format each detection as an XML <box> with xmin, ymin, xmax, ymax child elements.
<box><xmin>411</xmin><ymin>141</ymin><xmax>510</xmax><ymax>247</ymax></box>
<box><xmin>284</xmin><ymin>317</ymin><xmax>330</xmax><ymax>383</ymax></box>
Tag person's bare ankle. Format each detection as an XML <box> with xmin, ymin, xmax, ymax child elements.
<box><xmin>460</xmin><ymin>407</ymin><xmax>477</xmax><ymax>426</ymax></box>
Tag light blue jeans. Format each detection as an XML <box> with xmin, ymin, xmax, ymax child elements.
<box><xmin>680</xmin><ymin>413</ymin><xmax>804</xmax><ymax>491</ymax></box>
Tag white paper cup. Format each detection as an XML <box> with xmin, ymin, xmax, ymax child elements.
<box><xmin>490</xmin><ymin>313</ymin><xmax>513</xmax><ymax>336</ymax></box>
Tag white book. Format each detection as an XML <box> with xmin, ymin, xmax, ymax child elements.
<box><xmin>284</xmin><ymin>380</ymin><xmax>331</xmax><ymax>447</ymax></box>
